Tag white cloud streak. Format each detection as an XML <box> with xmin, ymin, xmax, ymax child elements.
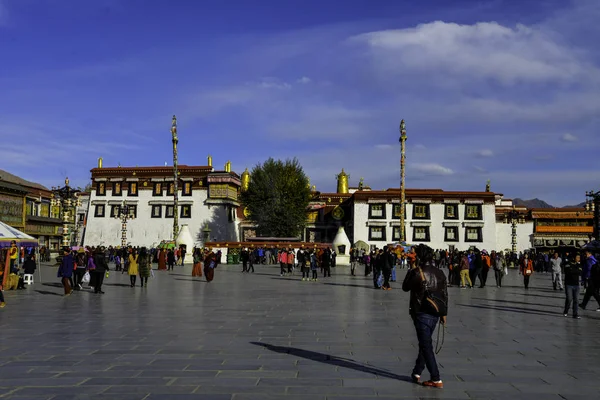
<box><xmin>351</xmin><ymin>21</ymin><xmax>599</xmax><ymax>85</ymax></box>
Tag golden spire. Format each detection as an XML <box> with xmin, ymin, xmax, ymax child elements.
<box><xmin>241</xmin><ymin>168</ymin><xmax>250</xmax><ymax>191</ymax></box>
<box><xmin>336</xmin><ymin>168</ymin><xmax>349</xmax><ymax>194</ymax></box>
<box><xmin>97</xmin><ymin>157</ymin><xmax>103</xmax><ymax>168</ymax></box>
<box><xmin>207</xmin><ymin>155</ymin><xmax>213</xmax><ymax>167</ymax></box>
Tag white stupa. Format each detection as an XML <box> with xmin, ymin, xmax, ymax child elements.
<box><xmin>175</xmin><ymin>224</ymin><xmax>194</xmax><ymax>264</ymax></box>
<box><xmin>332</xmin><ymin>226</ymin><xmax>351</xmax><ymax>266</ymax></box>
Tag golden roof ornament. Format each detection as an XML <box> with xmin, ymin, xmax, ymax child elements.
<box><xmin>336</xmin><ymin>168</ymin><xmax>349</xmax><ymax>194</ymax></box>
<box><xmin>241</xmin><ymin>168</ymin><xmax>250</xmax><ymax>192</ymax></box>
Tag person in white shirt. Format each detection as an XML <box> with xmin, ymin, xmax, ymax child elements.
<box><xmin>550</xmin><ymin>252</ymin><xmax>563</xmax><ymax>290</ymax></box>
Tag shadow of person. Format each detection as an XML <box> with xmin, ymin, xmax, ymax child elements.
<box><xmin>250</xmin><ymin>342</ymin><xmax>412</xmax><ymax>382</ymax></box>
<box><xmin>35</xmin><ymin>290</ymin><xmax>62</xmax><ymax>296</ymax></box>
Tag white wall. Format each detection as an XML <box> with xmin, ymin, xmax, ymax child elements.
<box><xmin>353</xmin><ymin>202</ymin><xmax>499</xmax><ymax>251</ymax></box>
<box><xmin>495</xmin><ymin>221</ymin><xmax>534</xmax><ymax>253</ymax></box>
<box><xmin>84</xmin><ymin>188</ymin><xmax>238</xmax><ymax>247</ymax></box>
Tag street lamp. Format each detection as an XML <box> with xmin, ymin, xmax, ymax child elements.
<box><xmin>115</xmin><ymin>200</ymin><xmax>135</xmax><ymax>247</ymax></box>
<box><xmin>51</xmin><ymin>177</ymin><xmax>81</xmax><ymax>248</ymax></box>
<box><xmin>585</xmin><ymin>190</ymin><xmax>600</xmax><ymax>240</ymax></box>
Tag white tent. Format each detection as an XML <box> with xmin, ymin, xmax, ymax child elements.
<box><xmin>0</xmin><ymin>221</ymin><xmax>38</xmax><ymax>248</ymax></box>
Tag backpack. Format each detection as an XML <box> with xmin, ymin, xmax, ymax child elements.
<box><xmin>418</xmin><ymin>267</ymin><xmax>447</xmax><ymax>317</ymax></box>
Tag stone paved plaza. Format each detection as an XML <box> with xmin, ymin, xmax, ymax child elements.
<box><xmin>1</xmin><ymin>263</ymin><xmax>600</xmax><ymax>400</ymax></box>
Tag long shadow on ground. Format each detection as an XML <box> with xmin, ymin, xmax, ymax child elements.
<box><xmin>250</xmin><ymin>342</ymin><xmax>412</xmax><ymax>382</ymax></box>
<box><xmin>323</xmin><ymin>282</ymin><xmax>374</xmax><ymax>289</ymax></box>
<box><xmin>35</xmin><ymin>290</ymin><xmax>62</xmax><ymax>296</ymax></box>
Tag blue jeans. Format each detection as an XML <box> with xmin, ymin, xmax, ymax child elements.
<box><xmin>412</xmin><ymin>313</ymin><xmax>440</xmax><ymax>381</ymax></box>
<box><xmin>564</xmin><ymin>285</ymin><xmax>580</xmax><ymax>316</ymax></box>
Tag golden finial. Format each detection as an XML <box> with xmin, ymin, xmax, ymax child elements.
<box><xmin>207</xmin><ymin>155</ymin><xmax>213</xmax><ymax>167</ymax></box>
<box><xmin>241</xmin><ymin>168</ymin><xmax>250</xmax><ymax>191</ymax></box>
<box><xmin>336</xmin><ymin>168</ymin><xmax>349</xmax><ymax>194</ymax></box>
<box><xmin>65</xmin><ymin>177</ymin><xmax>69</xmax><ymax>186</ymax></box>
<box><xmin>97</xmin><ymin>157</ymin><xmax>103</xmax><ymax>168</ymax></box>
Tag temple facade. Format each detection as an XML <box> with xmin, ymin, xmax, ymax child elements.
<box><xmin>77</xmin><ymin>162</ymin><xmax>594</xmax><ymax>252</ymax></box>
<box><xmin>83</xmin><ymin>159</ymin><xmax>241</xmax><ymax>248</ymax></box>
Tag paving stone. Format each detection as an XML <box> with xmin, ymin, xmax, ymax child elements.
<box><xmin>1</xmin><ymin>264</ymin><xmax>600</xmax><ymax>399</ymax></box>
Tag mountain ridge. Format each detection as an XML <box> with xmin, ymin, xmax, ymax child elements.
<box><xmin>512</xmin><ymin>198</ymin><xmax>586</xmax><ymax>209</ymax></box>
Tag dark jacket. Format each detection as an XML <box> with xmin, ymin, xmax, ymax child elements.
<box><xmin>23</xmin><ymin>259</ymin><xmax>36</xmax><ymax>274</ymax></box>
<box><xmin>58</xmin><ymin>254</ymin><xmax>74</xmax><ymax>278</ymax></box>
<box><xmin>402</xmin><ymin>263</ymin><xmax>448</xmax><ymax>317</ymax></box>
<box><xmin>564</xmin><ymin>262</ymin><xmax>582</xmax><ymax>287</ymax></box>
<box><xmin>93</xmin><ymin>252</ymin><xmax>109</xmax><ymax>273</ymax></box>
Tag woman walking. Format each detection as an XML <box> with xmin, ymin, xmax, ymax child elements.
<box><xmin>520</xmin><ymin>253</ymin><xmax>534</xmax><ymax>289</ymax></box>
<box><xmin>493</xmin><ymin>252</ymin><xmax>505</xmax><ymax>288</ymax></box>
<box><xmin>192</xmin><ymin>248</ymin><xmax>203</xmax><ymax>277</ymax></box>
<box><xmin>138</xmin><ymin>247</ymin><xmax>151</xmax><ymax>287</ymax></box>
<box><xmin>128</xmin><ymin>249</ymin><xmax>139</xmax><ymax>287</ymax></box>
<box><xmin>204</xmin><ymin>250</ymin><xmax>216</xmax><ymax>282</ymax></box>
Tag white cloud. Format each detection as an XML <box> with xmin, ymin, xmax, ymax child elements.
<box><xmin>411</xmin><ymin>163</ymin><xmax>454</xmax><ymax>176</ymax></box>
<box><xmin>297</xmin><ymin>76</ymin><xmax>311</xmax><ymax>84</ymax></box>
<box><xmin>255</xmin><ymin>77</ymin><xmax>292</xmax><ymax>90</ymax></box>
<box><xmin>561</xmin><ymin>133</ymin><xmax>578</xmax><ymax>142</ymax></box>
<box><xmin>351</xmin><ymin>21</ymin><xmax>599</xmax><ymax>85</ymax></box>
<box><xmin>477</xmin><ymin>149</ymin><xmax>494</xmax><ymax>157</ymax></box>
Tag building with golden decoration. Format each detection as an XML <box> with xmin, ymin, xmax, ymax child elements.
<box><xmin>0</xmin><ymin>169</ymin><xmax>63</xmax><ymax>250</ymax></box>
<box><xmin>83</xmin><ymin>158</ymin><xmax>241</xmax><ymax>247</ymax></box>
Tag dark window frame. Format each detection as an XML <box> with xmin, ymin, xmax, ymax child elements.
<box><xmin>97</xmin><ymin>182</ymin><xmax>106</xmax><ymax>196</ymax></box>
<box><xmin>112</xmin><ymin>181</ymin><xmax>122</xmax><ymax>196</ymax></box>
<box><xmin>392</xmin><ymin>226</ymin><xmax>404</xmax><ymax>241</ymax></box>
<box><xmin>368</xmin><ymin>204</ymin><xmax>386</xmax><ymax>219</ymax></box>
<box><xmin>167</xmin><ymin>182</ymin><xmax>175</xmax><ymax>196</ymax></box>
<box><xmin>412</xmin><ymin>226</ymin><xmax>431</xmax><ymax>242</ymax></box>
<box><xmin>165</xmin><ymin>205</ymin><xmax>174</xmax><ymax>218</ymax></box>
<box><xmin>153</xmin><ymin>182</ymin><xmax>163</xmax><ymax>197</ymax></box>
<box><xmin>444</xmin><ymin>204</ymin><xmax>459</xmax><ymax>220</ymax></box>
<box><xmin>128</xmin><ymin>205</ymin><xmax>137</xmax><ymax>219</ymax></box>
<box><xmin>464</xmin><ymin>204</ymin><xmax>483</xmax><ymax>220</ymax></box>
<box><xmin>180</xmin><ymin>205</ymin><xmax>191</xmax><ymax>218</ymax></box>
<box><xmin>110</xmin><ymin>205</ymin><xmax>120</xmax><ymax>218</ymax></box>
<box><xmin>182</xmin><ymin>182</ymin><xmax>192</xmax><ymax>196</ymax></box>
<box><xmin>368</xmin><ymin>226</ymin><xmax>386</xmax><ymax>241</ymax></box>
<box><xmin>391</xmin><ymin>204</ymin><xmax>405</xmax><ymax>220</ymax></box>
<box><xmin>465</xmin><ymin>227</ymin><xmax>483</xmax><ymax>242</ymax></box>
<box><xmin>412</xmin><ymin>204</ymin><xmax>430</xmax><ymax>220</ymax></box>
<box><xmin>151</xmin><ymin>205</ymin><xmax>162</xmax><ymax>218</ymax></box>
<box><xmin>128</xmin><ymin>182</ymin><xmax>138</xmax><ymax>197</ymax></box>
<box><xmin>94</xmin><ymin>204</ymin><xmax>105</xmax><ymax>218</ymax></box>
<box><xmin>444</xmin><ymin>226</ymin><xmax>459</xmax><ymax>242</ymax></box>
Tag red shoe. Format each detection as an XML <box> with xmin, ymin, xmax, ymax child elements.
<box><xmin>422</xmin><ymin>380</ymin><xmax>443</xmax><ymax>388</ymax></box>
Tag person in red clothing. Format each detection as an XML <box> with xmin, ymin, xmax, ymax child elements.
<box><xmin>520</xmin><ymin>253</ymin><xmax>534</xmax><ymax>289</ymax></box>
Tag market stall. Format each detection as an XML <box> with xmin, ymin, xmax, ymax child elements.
<box><xmin>1</xmin><ymin>221</ymin><xmax>40</xmax><ymax>288</ymax></box>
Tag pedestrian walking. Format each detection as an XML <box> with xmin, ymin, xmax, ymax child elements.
<box><xmin>550</xmin><ymin>252</ymin><xmax>563</xmax><ymax>290</ymax></box>
<box><xmin>580</xmin><ymin>250</ymin><xmax>600</xmax><ymax>311</ymax></box>
<box><xmin>57</xmin><ymin>247</ymin><xmax>74</xmax><ymax>296</ymax></box>
<box><xmin>564</xmin><ymin>254</ymin><xmax>582</xmax><ymax>318</ymax></box>
<box><xmin>520</xmin><ymin>253</ymin><xmax>534</xmax><ymax>289</ymax></box>
<box><xmin>402</xmin><ymin>245</ymin><xmax>448</xmax><ymax>389</ymax></box>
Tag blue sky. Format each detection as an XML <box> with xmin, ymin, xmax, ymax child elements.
<box><xmin>0</xmin><ymin>0</ymin><xmax>598</xmax><ymax>206</ymax></box>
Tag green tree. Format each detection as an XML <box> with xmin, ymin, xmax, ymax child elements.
<box><xmin>240</xmin><ymin>158</ymin><xmax>311</xmax><ymax>238</ymax></box>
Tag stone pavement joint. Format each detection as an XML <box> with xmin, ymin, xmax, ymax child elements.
<box><xmin>0</xmin><ymin>263</ymin><xmax>599</xmax><ymax>399</ymax></box>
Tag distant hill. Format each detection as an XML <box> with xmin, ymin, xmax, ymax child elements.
<box><xmin>564</xmin><ymin>202</ymin><xmax>586</xmax><ymax>208</ymax></box>
<box><xmin>513</xmin><ymin>198</ymin><xmax>554</xmax><ymax>209</ymax></box>
<box><xmin>512</xmin><ymin>198</ymin><xmax>586</xmax><ymax>209</ymax></box>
